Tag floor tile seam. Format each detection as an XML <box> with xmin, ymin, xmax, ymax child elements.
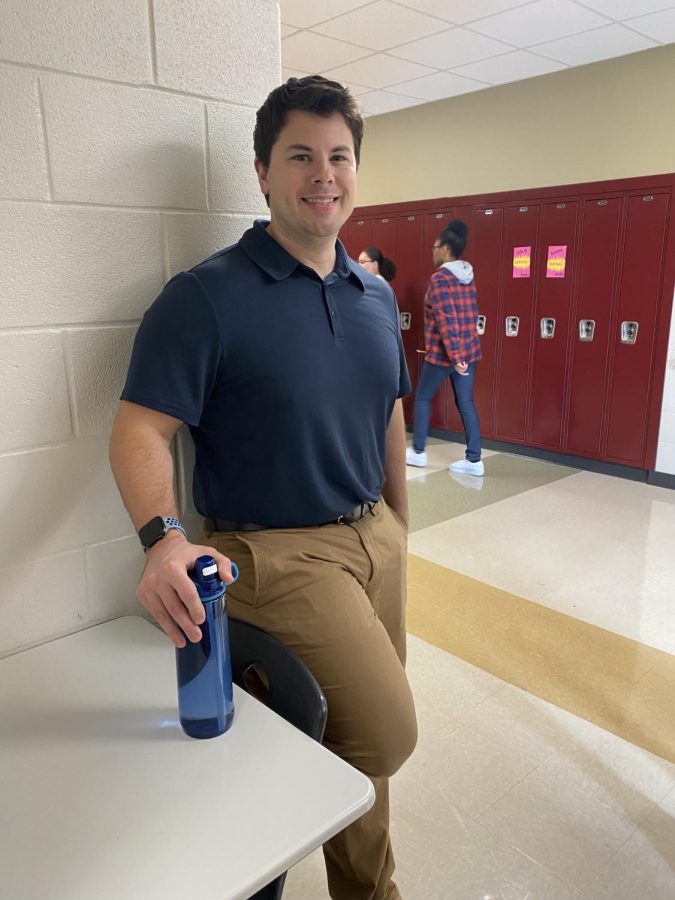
<box><xmin>406</xmin><ymin>549</ymin><xmax>675</xmax><ymax>658</ymax></box>
<box><xmin>476</xmin><ymin>764</ymin><xmax>642</xmax><ymax>889</ymax></box>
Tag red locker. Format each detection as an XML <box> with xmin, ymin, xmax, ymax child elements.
<box><xmin>342</xmin><ymin>217</ymin><xmax>371</xmax><ymax>259</ymax></box>
<box><xmin>605</xmin><ymin>193</ymin><xmax>670</xmax><ymax>463</ymax></box>
<box><xmin>528</xmin><ymin>202</ymin><xmax>578</xmax><ymax>448</ymax></box>
<box><xmin>395</xmin><ymin>214</ymin><xmax>424</xmax><ymax>418</ymax></box>
<box><xmin>566</xmin><ymin>197</ymin><xmax>622</xmax><ymax>455</ymax></box>
<box><xmin>466</xmin><ymin>206</ymin><xmax>503</xmax><ymax>437</ymax></box>
<box><xmin>371</xmin><ymin>216</ymin><xmax>397</xmax><ymax>260</ymax></box>
<box><xmin>495</xmin><ymin>205</ymin><xmax>540</xmax><ymax>441</ymax></box>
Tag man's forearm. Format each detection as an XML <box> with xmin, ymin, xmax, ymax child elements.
<box><xmin>381</xmin><ymin>399</ymin><xmax>408</xmax><ymax>526</ymax></box>
<box><xmin>109</xmin><ymin>402</ymin><xmax>181</xmax><ymax>530</ymax></box>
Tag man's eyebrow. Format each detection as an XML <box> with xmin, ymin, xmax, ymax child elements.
<box><xmin>284</xmin><ymin>143</ymin><xmax>353</xmax><ymax>153</ymax></box>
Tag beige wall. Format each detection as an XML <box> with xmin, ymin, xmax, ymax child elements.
<box><xmin>357</xmin><ymin>44</ymin><xmax>675</xmax><ymax>206</ymax></box>
<box><xmin>0</xmin><ymin>0</ymin><xmax>279</xmax><ymax>657</ymax></box>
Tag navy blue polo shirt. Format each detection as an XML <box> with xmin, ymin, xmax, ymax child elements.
<box><xmin>121</xmin><ymin>220</ymin><xmax>410</xmax><ymax>526</ymax></box>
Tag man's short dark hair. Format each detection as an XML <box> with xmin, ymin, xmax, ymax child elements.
<box><xmin>254</xmin><ymin>75</ymin><xmax>364</xmax><ymax>168</ymax></box>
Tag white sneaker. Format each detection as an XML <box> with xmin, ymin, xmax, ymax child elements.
<box><xmin>406</xmin><ymin>448</ymin><xmax>427</xmax><ymax>467</ymax></box>
<box><xmin>449</xmin><ymin>458</ymin><xmax>484</xmax><ymax>477</ymax></box>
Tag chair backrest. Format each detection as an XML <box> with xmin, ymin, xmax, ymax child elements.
<box><xmin>229</xmin><ymin>619</ymin><xmax>328</xmax><ymax>743</ymax></box>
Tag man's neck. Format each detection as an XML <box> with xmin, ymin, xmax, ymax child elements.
<box><xmin>265</xmin><ymin>222</ymin><xmax>337</xmax><ymax>280</ymax></box>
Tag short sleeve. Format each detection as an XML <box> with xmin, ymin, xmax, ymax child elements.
<box><xmin>121</xmin><ymin>272</ymin><xmax>222</xmax><ymax>426</ymax></box>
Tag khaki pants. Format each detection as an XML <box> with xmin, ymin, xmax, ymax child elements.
<box><xmin>205</xmin><ymin>500</ymin><xmax>418</xmax><ymax>900</ymax></box>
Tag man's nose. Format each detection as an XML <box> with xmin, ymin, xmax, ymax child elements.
<box><xmin>311</xmin><ymin>157</ymin><xmax>335</xmax><ymax>183</ymax></box>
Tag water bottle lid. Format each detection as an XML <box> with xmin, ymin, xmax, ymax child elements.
<box><xmin>190</xmin><ymin>556</ymin><xmax>239</xmax><ymax>600</ymax></box>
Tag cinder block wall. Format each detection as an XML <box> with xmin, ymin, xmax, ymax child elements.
<box><xmin>0</xmin><ymin>0</ymin><xmax>280</xmax><ymax>657</ymax></box>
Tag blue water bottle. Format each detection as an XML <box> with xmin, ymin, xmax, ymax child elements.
<box><xmin>176</xmin><ymin>555</ymin><xmax>238</xmax><ymax>739</ymax></box>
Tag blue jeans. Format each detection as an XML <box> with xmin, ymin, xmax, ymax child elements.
<box><xmin>412</xmin><ymin>362</ymin><xmax>481</xmax><ymax>462</ymax></box>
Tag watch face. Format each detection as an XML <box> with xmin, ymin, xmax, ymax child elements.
<box><xmin>138</xmin><ymin>516</ymin><xmax>166</xmax><ymax>549</ymax></box>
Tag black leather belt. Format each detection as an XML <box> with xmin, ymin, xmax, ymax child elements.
<box><xmin>205</xmin><ymin>501</ymin><xmax>378</xmax><ymax>532</ymax></box>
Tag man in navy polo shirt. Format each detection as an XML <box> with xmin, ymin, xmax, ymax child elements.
<box><xmin>110</xmin><ymin>76</ymin><xmax>417</xmax><ymax>900</ymax></box>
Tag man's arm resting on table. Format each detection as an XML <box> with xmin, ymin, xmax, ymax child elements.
<box><xmin>109</xmin><ymin>400</ymin><xmax>235</xmax><ymax>647</ymax></box>
<box><xmin>381</xmin><ymin>399</ymin><xmax>409</xmax><ymax>529</ymax></box>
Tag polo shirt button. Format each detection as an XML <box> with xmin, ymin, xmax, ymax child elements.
<box><xmin>330</xmin><ymin>310</ymin><xmax>336</xmax><ymax>317</ymax></box>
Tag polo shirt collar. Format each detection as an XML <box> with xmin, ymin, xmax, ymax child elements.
<box><xmin>241</xmin><ymin>219</ymin><xmax>364</xmax><ymax>289</ymax></box>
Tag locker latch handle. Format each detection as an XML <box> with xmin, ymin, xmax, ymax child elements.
<box><xmin>621</xmin><ymin>321</ymin><xmax>638</xmax><ymax>344</ymax></box>
<box><xmin>400</xmin><ymin>312</ymin><xmax>411</xmax><ymax>331</ymax></box>
<box><xmin>476</xmin><ymin>315</ymin><xmax>486</xmax><ymax>335</ymax></box>
<box><xmin>579</xmin><ymin>320</ymin><xmax>595</xmax><ymax>341</ymax></box>
<box><xmin>505</xmin><ymin>316</ymin><xmax>519</xmax><ymax>337</ymax></box>
<box><xmin>540</xmin><ymin>318</ymin><xmax>556</xmax><ymax>339</ymax></box>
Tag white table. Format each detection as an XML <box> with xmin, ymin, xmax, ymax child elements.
<box><xmin>0</xmin><ymin>616</ymin><xmax>374</xmax><ymax>899</ymax></box>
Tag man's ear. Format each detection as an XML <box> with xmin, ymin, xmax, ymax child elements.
<box><xmin>254</xmin><ymin>158</ymin><xmax>269</xmax><ymax>197</ymax></box>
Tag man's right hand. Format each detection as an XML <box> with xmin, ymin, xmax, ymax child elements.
<box><xmin>137</xmin><ymin>531</ymin><xmax>236</xmax><ymax>648</ymax></box>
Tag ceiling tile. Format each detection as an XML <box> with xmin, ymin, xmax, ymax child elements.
<box><xmin>388</xmin><ymin>70</ymin><xmax>487</xmax><ymax>100</ymax></box>
<box><xmin>469</xmin><ymin>0</ymin><xmax>611</xmax><ymax>47</ymax></box>
<box><xmin>532</xmin><ymin>23</ymin><xmax>658</xmax><ymax>65</ymax></box>
<box><xmin>625</xmin><ymin>8</ymin><xmax>675</xmax><ymax>42</ymax></box>
<box><xmin>574</xmin><ymin>0</ymin><xmax>675</xmax><ymax>21</ymax></box>
<box><xmin>280</xmin><ymin>0</ymin><xmax>373</xmax><ymax>29</ymax></box>
<box><xmin>394</xmin><ymin>0</ymin><xmax>535</xmax><ymax>25</ymax></box>
<box><xmin>326</xmin><ymin>53</ymin><xmax>436</xmax><ymax>88</ymax></box>
<box><xmin>389</xmin><ymin>26</ymin><xmax>512</xmax><ymax>68</ymax></box>
<box><xmin>282</xmin><ymin>67</ymin><xmax>312</xmax><ymax>80</ymax></box>
<box><xmin>280</xmin><ymin>24</ymin><xmax>297</xmax><ymax>38</ymax></box>
<box><xmin>451</xmin><ymin>49</ymin><xmax>565</xmax><ymax>84</ymax></box>
<box><xmin>311</xmin><ymin>1</ymin><xmax>448</xmax><ymax>51</ymax></box>
<box><xmin>282</xmin><ymin>31</ymin><xmax>371</xmax><ymax>72</ymax></box>
<box><xmin>358</xmin><ymin>90</ymin><xmax>424</xmax><ymax>116</ymax></box>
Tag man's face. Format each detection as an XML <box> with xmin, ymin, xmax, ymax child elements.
<box><xmin>255</xmin><ymin>110</ymin><xmax>357</xmax><ymax>244</ymax></box>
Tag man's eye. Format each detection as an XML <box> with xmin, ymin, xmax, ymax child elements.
<box><xmin>291</xmin><ymin>154</ymin><xmax>310</xmax><ymax>162</ymax></box>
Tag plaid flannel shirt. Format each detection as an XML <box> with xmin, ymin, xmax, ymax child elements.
<box><xmin>423</xmin><ymin>267</ymin><xmax>482</xmax><ymax>367</ymax></box>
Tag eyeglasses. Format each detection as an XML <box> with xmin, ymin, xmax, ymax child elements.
<box><xmin>358</xmin><ymin>257</ymin><xmax>374</xmax><ymax>265</ymax></box>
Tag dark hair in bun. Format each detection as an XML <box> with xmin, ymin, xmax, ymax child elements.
<box><xmin>438</xmin><ymin>219</ymin><xmax>468</xmax><ymax>258</ymax></box>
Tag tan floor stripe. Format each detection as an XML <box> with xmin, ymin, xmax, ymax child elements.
<box><xmin>407</xmin><ymin>553</ymin><xmax>675</xmax><ymax>765</ymax></box>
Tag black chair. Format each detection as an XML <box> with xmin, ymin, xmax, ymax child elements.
<box><xmin>229</xmin><ymin>619</ymin><xmax>328</xmax><ymax>900</ymax></box>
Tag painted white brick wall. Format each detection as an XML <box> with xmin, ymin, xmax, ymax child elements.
<box><xmin>0</xmin><ymin>0</ymin><xmax>280</xmax><ymax>657</ymax></box>
<box><xmin>656</xmin><ymin>289</ymin><xmax>675</xmax><ymax>475</ymax></box>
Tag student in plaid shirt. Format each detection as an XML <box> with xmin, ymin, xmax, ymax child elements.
<box><xmin>406</xmin><ymin>219</ymin><xmax>484</xmax><ymax>476</ymax></box>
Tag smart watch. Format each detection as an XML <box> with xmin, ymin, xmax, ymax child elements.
<box><xmin>138</xmin><ymin>515</ymin><xmax>186</xmax><ymax>551</ymax></box>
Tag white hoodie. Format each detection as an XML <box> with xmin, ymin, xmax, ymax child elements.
<box><xmin>441</xmin><ymin>260</ymin><xmax>474</xmax><ymax>284</ymax></box>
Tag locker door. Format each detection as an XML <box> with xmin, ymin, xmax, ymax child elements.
<box><xmin>528</xmin><ymin>201</ymin><xmax>578</xmax><ymax>448</ymax></box>
<box><xmin>342</xmin><ymin>217</ymin><xmax>371</xmax><ymax>259</ymax></box>
<box><xmin>605</xmin><ymin>192</ymin><xmax>670</xmax><ymax>464</ymax></box>
<box><xmin>395</xmin><ymin>214</ymin><xmax>424</xmax><ymax>422</ymax></box>
<box><xmin>495</xmin><ymin>205</ymin><xmax>540</xmax><ymax>441</ymax></box>
<box><xmin>371</xmin><ymin>216</ymin><xmax>397</xmax><ymax>261</ymax></box>
<box><xmin>566</xmin><ymin>197</ymin><xmax>621</xmax><ymax>456</ymax></box>
<box><xmin>466</xmin><ymin>206</ymin><xmax>503</xmax><ymax>437</ymax></box>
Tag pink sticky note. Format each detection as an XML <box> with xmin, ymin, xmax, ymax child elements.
<box><xmin>546</xmin><ymin>245</ymin><xmax>567</xmax><ymax>278</ymax></box>
<box><xmin>513</xmin><ymin>246</ymin><xmax>531</xmax><ymax>278</ymax></box>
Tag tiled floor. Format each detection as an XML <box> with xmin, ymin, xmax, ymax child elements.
<box><xmin>284</xmin><ymin>439</ymin><xmax>675</xmax><ymax>899</ymax></box>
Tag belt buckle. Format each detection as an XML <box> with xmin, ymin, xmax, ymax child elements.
<box><xmin>336</xmin><ymin>514</ymin><xmax>345</xmax><ymax>525</ymax></box>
